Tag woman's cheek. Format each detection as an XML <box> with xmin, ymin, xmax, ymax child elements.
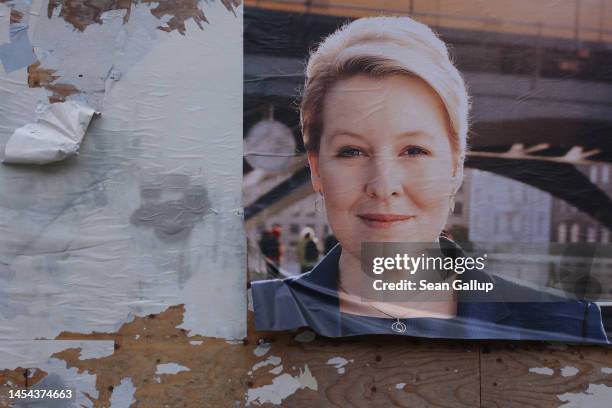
<box><xmin>411</xmin><ymin>161</ymin><xmax>454</xmax><ymax>206</ymax></box>
<box><xmin>320</xmin><ymin>162</ymin><xmax>363</xmax><ymax>201</ymax></box>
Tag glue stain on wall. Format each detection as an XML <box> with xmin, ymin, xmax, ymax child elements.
<box><xmin>130</xmin><ymin>174</ymin><xmax>211</xmax><ymax>284</ymax></box>
<box><xmin>131</xmin><ymin>174</ymin><xmax>211</xmax><ymax>242</ymax></box>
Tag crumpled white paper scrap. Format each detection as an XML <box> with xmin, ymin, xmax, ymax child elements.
<box><xmin>3</xmin><ymin>101</ymin><xmax>98</xmax><ymax>164</ymax></box>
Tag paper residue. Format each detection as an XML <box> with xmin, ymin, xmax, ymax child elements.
<box><xmin>109</xmin><ymin>377</ymin><xmax>136</xmax><ymax>408</ymax></box>
<box><xmin>252</xmin><ymin>356</ymin><xmax>281</xmax><ymax>372</ymax></box>
<box><xmin>269</xmin><ymin>365</ymin><xmax>283</xmax><ymax>375</ymax></box>
<box><xmin>155</xmin><ymin>363</ymin><xmax>190</xmax><ymax>375</ymax></box>
<box><xmin>558</xmin><ymin>384</ymin><xmax>612</xmax><ymax>407</ymax></box>
<box><xmin>326</xmin><ymin>357</ymin><xmax>352</xmax><ymax>375</ymax></box>
<box><xmin>561</xmin><ymin>366</ymin><xmax>579</xmax><ymax>377</ymax></box>
<box><xmin>0</xmin><ymin>3</ymin><xmax>10</xmax><ymax>44</ymax></box>
<box><xmin>253</xmin><ymin>343</ymin><xmax>271</xmax><ymax>357</ymax></box>
<box><xmin>246</xmin><ymin>364</ymin><xmax>317</xmax><ymax>406</ymax></box>
<box><xmin>529</xmin><ymin>367</ymin><xmax>554</xmax><ymax>376</ymax></box>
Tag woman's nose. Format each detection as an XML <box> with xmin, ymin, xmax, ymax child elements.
<box><xmin>364</xmin><ymin>157</ymin><xmax>403</xmax><ymax>199</ymax></box>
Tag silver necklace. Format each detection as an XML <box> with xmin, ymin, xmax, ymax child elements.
<box><xmin>338</xmin><ymin>284</ymin><xmax>408</xmax><ymax>333</ymax></box>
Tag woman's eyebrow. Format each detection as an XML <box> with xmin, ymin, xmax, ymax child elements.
<box><xmin>396</xmin><ymin>130</ymin><xmax>431</xmax><ymax>139</ymax></box>
<box><xmin>328</xmin><ymin>129</ymin><xmax>368</xmax><ymax>142</ymax></box>
<box><xmin>328</xmin><ymin>129</ymin><xmax>433</xmax><ymax>141</ymax></box>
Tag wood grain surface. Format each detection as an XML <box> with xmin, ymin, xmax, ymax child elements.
<box><xmin>480</xmin><ymin>342</ymin><xmax>612</xmax><ymax>408</ymax></box>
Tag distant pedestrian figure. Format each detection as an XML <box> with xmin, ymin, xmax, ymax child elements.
<box><xmin>259</xmin><ymin>224</ymin><xmax>283</xmax><ymax>276</ymax></box>
<box><xmin>323</xmin><ymin>234</ymin><xmax>338</xmax><ymax>255</ymax></box>
<box><xmin>297</xmin><ymin>227</ymin><xmax>320</xmax><ymax>273</ymax></box>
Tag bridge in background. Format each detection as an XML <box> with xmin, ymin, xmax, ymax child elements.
<box><xmin>244</xmin><ymin>6</ymin><xmax>612</xmax><ymax>229</ymax></box>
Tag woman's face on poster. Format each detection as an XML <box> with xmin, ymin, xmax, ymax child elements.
<box><xmin>308</xmin><ymin>74</ymin><xmax>457</xmax><ymax>258</ymax></box>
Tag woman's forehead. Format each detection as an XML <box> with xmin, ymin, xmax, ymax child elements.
<box><xmin>321</xmin><ymin>75</ymin><xmax>451</xmax><ymax>143</ymax></box>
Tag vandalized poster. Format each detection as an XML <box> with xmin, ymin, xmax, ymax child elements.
<box><xmin>245</xmin><ymin>1</ymin><xmax>612</xmax><ymax>344</ymax></box>
<box><xmin>0</xmin><ymin>0</ymin><xmax>612</xmax><ymax>405</ymax></box>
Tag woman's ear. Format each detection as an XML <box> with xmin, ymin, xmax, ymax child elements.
<box><xmin>307</xmin><ymin>150</ymin><xmax>323</xmax><ymax>193</ymax></box>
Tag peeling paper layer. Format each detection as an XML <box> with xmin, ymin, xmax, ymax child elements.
<box><xmin>0</xmin><ymin>340</ymin><xmax>112</xmax><ymax>407</ymax></box>
<box><xmin>3</xmin><ymin>101</ymin><xmax>98</xmax><ymax>164</ymax></box>
<box><xmin>0</xmin><ymin>340</ymin><xmax>115</xmax><ymax>368</ymax></box>
<box><xmin>0</xmin><ymin>22</ymin><xmax>37</xmax><ymax>73</ymax></box>
<box><xmin>0</xmin><ymin>3</ymin><xmax>9</xmax><ymax>45</ymax></box>
<box><xmin>109</xmin><ymin>377</ymin><xmax>136</xmax><ymax>408</ymax></box>
<box><xmin>0</xmin><ymin>0</ymin><xmax>245</xmax><ymax>341</ymax></box>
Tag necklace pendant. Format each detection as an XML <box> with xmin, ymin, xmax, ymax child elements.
<box><xmin>391</xmin><ymin>319</ymin><xmax>407</xmax><ymax>333</ymax></box>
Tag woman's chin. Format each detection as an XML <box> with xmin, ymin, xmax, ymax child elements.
<box><xmin>354</xmin><ymin>227</ymin><xmax>433</xmax><ymax>243</ymax></box>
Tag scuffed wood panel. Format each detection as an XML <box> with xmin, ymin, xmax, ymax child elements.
<box><xmin>1</xmin><ymin>306</ymin><xmax>612</xmax><ymax>407</ymax></box>
<box><xmin>0</xmin><ymin>307</ymin><xmax>478</xmax><ymax>408</ymax></box>
<box><xmin>0</xmin><ymin>368</ymin><xmax>26</xmax><ymax>407</ymax></box>
<box><xmin>244</xmin><ymin>329</ymin><xmax>479</xmax><ymax>407</ymax></box>
<box><xmin>480</xmin><ymin>342</ymin><xmax>612</xmax><ymax>408</ymax></box>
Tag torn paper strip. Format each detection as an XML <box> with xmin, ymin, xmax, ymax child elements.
<box><xmin>3</xmin><ymin>101</ymin><xmax>98</xmax><ymax>164</ymax></box>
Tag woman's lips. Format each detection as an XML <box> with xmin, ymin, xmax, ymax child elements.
<box><xmin>357</xmin><ymin>213</ymin><xmax>415</xmax><ymax>229</ymax></box>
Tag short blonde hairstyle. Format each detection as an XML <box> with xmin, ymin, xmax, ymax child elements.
<box><xmin>300</xmin><ymin>16</ymin><xmax>470</xmax><ymax>190</ymax></box>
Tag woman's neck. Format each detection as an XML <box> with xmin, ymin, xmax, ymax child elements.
<box><xmin>338</xmin><ymin>249</ymin><xmax>362</xmax><ymax>294</ymax></box>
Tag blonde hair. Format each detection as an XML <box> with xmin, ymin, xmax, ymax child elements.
<box><xmin>300</xmin><ymin>16</ymin><xmax>469</xmax><ymax>191</ymax></box>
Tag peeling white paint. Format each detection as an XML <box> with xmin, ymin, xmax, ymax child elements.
<box><xmin>254</xmin><ymin>343</ymin><xmax>271</xmax><ymax>357</ymax></box>
<box><xmin>269</xmin><ymin>365</ymin><xmax>283</xmax><ymax>375</ymax></box>
<box><xmin>395</xmin><ymin>383</ymin><xmax>406</xmax><ymax>390</ymax></box>
<box><xmin>155</xmin><ymin>363</ymin><xmax>190</xmax><ymax>375</ymax></box>
<box><xmin>561</xmin><ymin>366</ymin><xmax>579</xmax><ymax>377</ymax></box>
<box><xmin>602</xmin><ymin>367</ymin><xmax>612</xmax><ymax>374</ymax></box>
<box><xmin>558</xmin><ymin>384</ymin><xmax>612</xmax><ymax>407</ymax></box>
<box><xmin>0</xmin><ymin>340</ymin><xmax>114</xmax><ymax>368</ymax></box>
<box><xmin>294</xmin><ymin>330</ymin><xmax>316</xmax><ymax>343</ymax></box>
<box><xmin>529</xmin><ymin>367</ymin><xmax>554</xmax><ymax>376</ymax></box>
<box><xmin>0</xmin><ymin>341</ymin><xmax>101</xmax><ymax>407</ymax></box>
<box><xmin>252</xmin><ymin>356</ymin><xmax>281</xmax><ymax>372</ymax></box>
<box><xmin>247</xmin><ymin>288</ymin><xmax>254</xmax><ymax>312</ymax></box>
<box><xmin>78</xmin><ymin>342</ymin><xmax>115</xmax><ymax>360</ymax></box>
<box><xmin>326</xmin><ymin>357</ymin><xmax>352</xmax><ymax>375</ymax></box>
<box><xmin>246</xmin><ymin>364</ymin><xmax>318</xmax><ymax>406</ymax></box>
<box><xmin>109</xmin><ymin>377</ymin><xmax>136</xmax><ymax>408</ymax></box>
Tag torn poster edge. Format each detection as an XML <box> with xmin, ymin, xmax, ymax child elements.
<box><xmin>2</xmin><ymin>100</ymin><xmax>100</xmax><ymax>165</ymax></box>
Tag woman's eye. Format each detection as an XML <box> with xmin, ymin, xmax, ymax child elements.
<box><xmin>336</xmin><ymin>147</ymin><xmax>364</xmax><ymax>158</ymax></box>
<box><xmin>402</xmin><ymin>146</ymin><xmax>430</xmax><ymax>156</ymax></box>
